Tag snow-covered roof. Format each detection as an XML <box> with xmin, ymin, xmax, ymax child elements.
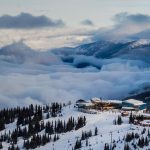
<box><xmin>122</xmin><ymin>107</ymin><xmax>136</xmax><ymax>110</ymax></box>
<box><xmin>76</xmin><ymin>99</ymin><xmax>88</xmax><ymax>103</ymax></box>
<box><xmin>91</xmin><ymin>97</ymin><xmax>101</xmax><ymax>102</ymax></box>
<box><xmin>140</xmin><ymin>120</ymin><xmax>150</xmax><ymax>125</ymax></box>
<box><xmin>91</xmin><ymin>98</ymin><xmax>122</xmax><ymax>104</ymax></box>
<box><xmin>107</xmin><ymin>100</ymin><xmax>122</xmax><ymax>104</ymax></box>
<box><xmin>142</xmin><ymin>113</ymin><xmax>150</xmax><ymax>117</ymax></box>
<box><xmin>123</xmin><ymin>99</ymin><xmax>145</xmax><ymax>106</ymax></box>
<box><xmin>84</xmin><ymin>102</ymin><xmax>94</xmax><ymax>106</ymax></box>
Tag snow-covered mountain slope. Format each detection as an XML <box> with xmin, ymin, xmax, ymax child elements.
<box><xmin>0</xmin><ymin>104</ymin><xmax>149</xmax><ymax>150</ymax></box>
<box><xmin>52</xmin><ymin>39</ymin><xmax>150</xmax><ymax>67</ymax></box>
<box><xmin>75</xmin><ymin>41</ymin><xmax>129</xmax><ymax>58</ymax></box>
<box><xmin>51</xmin><ymin>41</ymin><xmax>129</xmax><ymax>59</ymax></box>
<box><xmin>129</xmin><ymin>39</ymin><xmax>150</xmax><ymax>48</ymax></box>
<box><xmin>1</xmin><ymin>40</ymin><xmax>150</xmax><ymax>67</ymax></box>
<box><xmin>55</xmin><ymin>41</ymin><xmax>150</xmax><ymax>72</ymax></box>
<box><xmin>111</xmin><ymin>40</ymin><xmax>150</xmax><ymax>63</ymax></box>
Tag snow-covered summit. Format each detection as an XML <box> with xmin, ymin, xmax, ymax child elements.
<box><xmin>130</xmin><ymin>39</ymin><xmax>150</xmax><ymax>49</ymax></box>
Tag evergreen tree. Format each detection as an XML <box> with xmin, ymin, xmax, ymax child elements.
<box><xmin>0</xmin><ymin>119</ymin><xmax>5</xmax><ymax>131</ymax></box>
<box><xmin>88</xmin><ymin>130</ymin><xmax>92</xmax><ymax>137</ymax></box>
<box><xmin>124</xmin><ymin>143</ymin><xmax>129</xmax><ymax>150</ymax></box>
<box><xmin>104</xmin><ymin>143</ymin><xmax>109</xmax><ymax>150</ymax></box>
<box><xmin>145</xmin><ymin>136</ymin><xmax>149</xmax><ymax>146</ymax></box>
<box><xmin>0</xmin><ymin>142</ymin><xmax>3</xmax><ymax>149</ymax></box>
<box><xmin>86</xmin><ymin>139</ymin><xmax>88</xmax><ymax>147</ymax></box>
<box><xmin>81</xmin><ymin>131</ymin><xmax>85</xmax><ymax>140</ymax></box>
<box><xmin>95</xmin><ymin>127</ymin><xmax>98</xmax><ymax>136</ymax></box>
<box><xmin>117</xmin><ymin>115</ymin><xmax>123</xmax><ymax>125</ymax></box>
<box><xmin>138</xmin><ymin>137</ymin><xmax>145</xmax><ymax>148</ymax></box>
<box><xmin>16</xmin><ymin>146</ymin><xmax>20</xmax><ymax>150</ymax></box>
<box><xmin>129</xmin><ymin>112</ymin><xmax>134</xmax><ymax>124</ymax></box>
<box><xmin>141</xmin><ymin>128</ymin><xmax>146</xmax><ymax>134</ymax></box>
<box><xmin>74</xmin><ymin>139</ymin><xmax>81</xmax><ymax>150</ymax></box>
<box><xmin>135</xmin><ymin>133</ymin><xmax>139</xmax><ymax>139</ymax></box>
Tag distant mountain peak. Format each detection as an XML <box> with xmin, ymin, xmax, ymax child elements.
<box><xmin>0</xmin><ymin>41</ymin><xmax>34</xmax><ymax>53</ymax></box>
<box><xmin>130</xmin><ymin>39</ymin><xmax>150</xmax><ymax>49</ymax></box>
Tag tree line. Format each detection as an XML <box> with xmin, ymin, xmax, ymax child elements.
<box><xmin>0</xmin><ymin>103</ymin><xmax>63</xmax><ymax>132</ymax></box>
<box><xmin>0</xmin><ymin>115</ymin><xmax>86</xmax><ymax>149</ymax></box>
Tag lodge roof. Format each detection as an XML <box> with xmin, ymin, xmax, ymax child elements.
<box><xmin>123</xmin><ymin>99</ymin><xmax>146</xmax><ymax>106</ymax></box>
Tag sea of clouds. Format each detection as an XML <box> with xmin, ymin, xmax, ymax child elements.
<box><xmin>0</xmin><ymin>41</ymin><xmax>150</xmax><ymax>108</ymax></box>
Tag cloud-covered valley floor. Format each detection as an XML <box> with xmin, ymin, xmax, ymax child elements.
<box><xmin>0</xmin><ymin>40</ymin><xmax>150</xmax><ymax>107</ymax></box>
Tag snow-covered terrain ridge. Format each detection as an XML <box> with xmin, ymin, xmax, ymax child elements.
<box><xmin>54</xmin><ymin>40</ymin><xmax>150</xmax><ymax>64</ymax></box>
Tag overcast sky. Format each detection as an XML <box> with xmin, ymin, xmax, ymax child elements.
<box><xmin>0</xmin><ymin>0</ymin><xmax>150</xmax><ymax>49</ymax></box>
<box><xmin>0</xmin><ymin>0</ymin><xmax>150</xmax><ymax>27</ymax></box>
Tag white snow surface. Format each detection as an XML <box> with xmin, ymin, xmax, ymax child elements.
<box><xmin>1</xmin><ymin>104</ymin><xmax>149</xmax><ymax>150</ymax></box>
<box><xmin>130</xmin><ymin>39</ymin><xmax>150</xmax><ymax>48</ymax></box>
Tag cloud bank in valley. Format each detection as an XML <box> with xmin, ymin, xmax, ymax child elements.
<box><xmin>0</xmin><ymin>57</ymin><xmax>150</xmax><ymax>108</ymax></box>
<box><xmin>0</xmin><ymin>41</ymin><xmax>150</xmax><ymax>107</ymax></box>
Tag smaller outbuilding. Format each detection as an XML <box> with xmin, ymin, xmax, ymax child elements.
<box><xmin>122</xmin><ymin>99</ymin><xmax>147</xmax><ymax>111</ymax></box>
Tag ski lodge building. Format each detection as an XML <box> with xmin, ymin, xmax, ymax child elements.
<box><xmin>75</xmin><ymin>98</ymin><xmax>147</xmax><ymax>112</ymax></box>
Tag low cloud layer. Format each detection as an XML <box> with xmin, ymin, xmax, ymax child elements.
<box><xmin>114</xmin><ymin>12</ymin><xmax>150</xmax><ymax>26</ymax></box>
<box><xmin>0</xmin><ymin>58</ymin><xmax>150</xmax><ymax>108</ymax></box>
<box><xmin>113</xmin><ymin>12</ymin><xmax>150</xmax><ymax>35</ymax></box>
<box><xmin>81</xmin><ymin>19</ymin><xmax>94</xmax><ymax>26</ymax></box>
<box><xmin>0</xmin><ymin>42</ymin><xmax>150</xmax><ymax>107</ymax></box>
<box><xmin>0</xmin><ymin>27</ymin><xmax>94</xmax><ymax>50</ymax></box>
<box><xmin>0</xmin><ymin>13</ymin><xmax>65</xmax><ymax>29</ymax></box>
<box><xmin>92</xmin><ymin>12</ymin><xmax>150</xmax><ymax>41</ymax></box>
